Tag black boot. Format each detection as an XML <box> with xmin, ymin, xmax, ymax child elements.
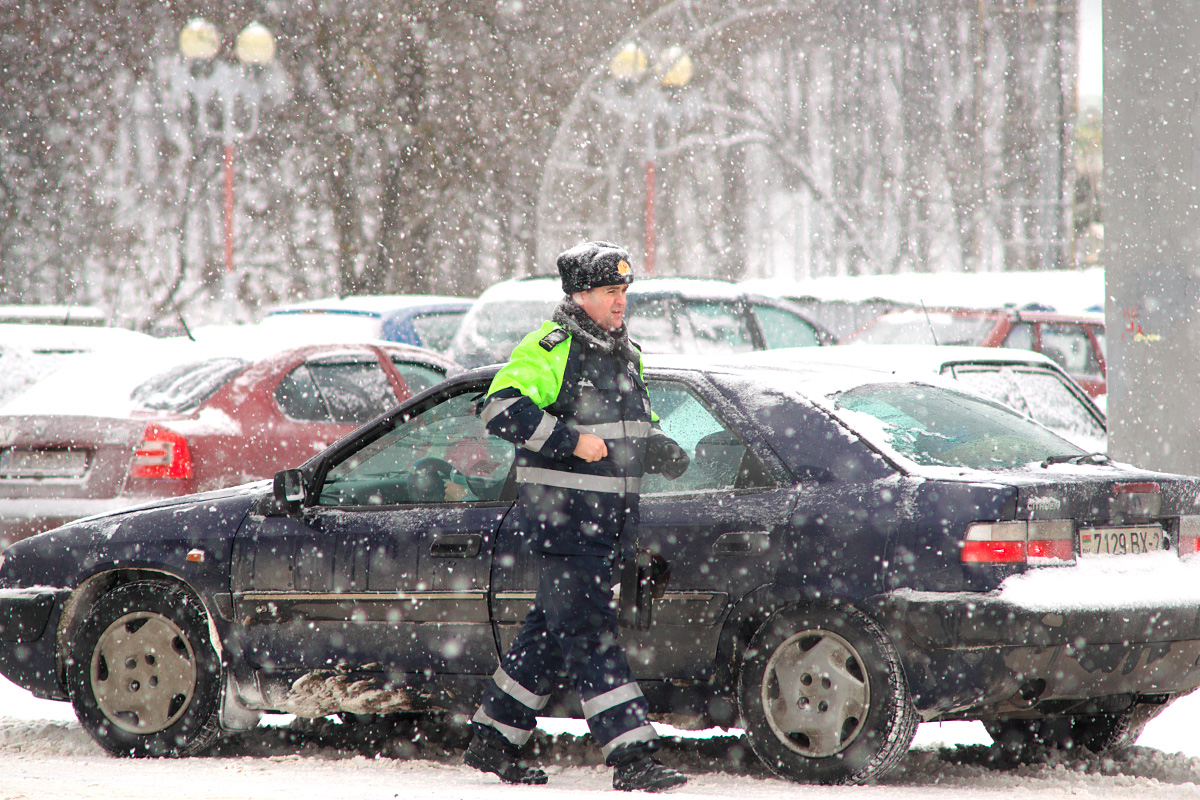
<box><xmin>463</xmin><ymin>732</ymin><xmax>548</xmax><ymax>785</ymax></box>
<box><xmin>613</xmin><ymin>756</ymin><xmax>687</xmax><ymax>792</ymax></box>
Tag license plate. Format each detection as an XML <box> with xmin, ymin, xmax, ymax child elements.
<box><xmin>0</xmin><ymin>448</ymin><xmax>89</xmax><ymax>479</ymax></box>
<box><xmin>1079</xmin><ymin>525</ymin><xmax>1165</xmax><ymax>556</ymax></box>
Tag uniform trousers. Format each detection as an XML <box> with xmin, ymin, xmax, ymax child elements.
<box><xmin>473</xmin><ymin>551</ymin><xmax>658</xmax><ymax>765</ymax></box>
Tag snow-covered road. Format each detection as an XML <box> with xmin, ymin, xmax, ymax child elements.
<box><xmin>4</xmin><ymin>676</ymin><xmax>1200</xmax><ymax>800</ymax></box>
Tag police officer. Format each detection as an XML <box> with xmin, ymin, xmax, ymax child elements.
<box><xmin>463</xmin><ymin>242</ymin><xmax>690</xmax><ymax>792</ymax></box>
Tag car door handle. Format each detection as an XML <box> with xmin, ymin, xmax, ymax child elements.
<box><xmin>712</xmin><ymin>531</ymin><xmax>770</xmax><ymax>556</ymax></box>
<box><xmin>430</xmin><ymin>534</ymin><xmax>482</xmax><ymax>558</ymax></box>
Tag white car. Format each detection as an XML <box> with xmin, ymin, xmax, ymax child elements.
<box><xmin>448</xmin><ymin>275</ymin><xmax>835</xmax><ymax>368</ymax></box>
<box><xmin>739</xmin><ymin>344</ymin><xmax>1107</xmax><ymax>453</ymax></box>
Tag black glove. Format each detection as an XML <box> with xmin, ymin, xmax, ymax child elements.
<box><xmin>645</xmin><ymin>436</ymin><xmax>689</xmax><ymax>480</ymax></box>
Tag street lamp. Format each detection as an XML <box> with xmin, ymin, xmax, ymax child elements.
<box><xmin>608</xmin><ymin>42</ymin><xmax>694</xmax><ymax>275</ymax></box>
<box><xmin>177</xmin><ymin>18</ymin><xmax>276</xmax><ymax>319</ymax></box>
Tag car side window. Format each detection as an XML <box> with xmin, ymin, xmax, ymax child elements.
<box><xmin>275</xmin><ymin>359</ymin><xmax>396</xmax><ymax>425</ymax></box>
<box><xmin>643</xmin><ymin>380</ymin><xmax>772</xmax><ymax>496</ymax></box>
<box><xmin>1000</xmin><ymin>322</ymin><xmax>1034</xmax><ymax>351</ymax></box>
<box><xmin>411</xmin><ymin>312</ymin><xmax>466</xmax><ymax>351</ymax></box>
<box><xmin>677</xmin><ymin>300</ymin><xmax>756</xmax><ymax>353</ymax></box>
<box><xmin>274</xmin><ymin>365</ymin><xmax>330</xmax><ymax>421</ymax></box>
<box><xmin>625</xmin><ymin>297</ymin><xmax>681</xmax><ymax>353</ymax></box>
<box><xmin>317</xmin><ymin>391</ymin><xmax>515</xmax><ymax>507</ymax></box>
<box><xmin>391</xmin><ymin>358</ymin><xmax>446</xmax><ymax>397</ymax></box>
<box><xmin>751</xmin><ymin>303</ymin><xmax>820</xmax><ymax>348</ymax></box>
<box><xmin>1041</xmin><ymin>324</ymin><xmax>1101</xmax><ymax>376</ymax></box>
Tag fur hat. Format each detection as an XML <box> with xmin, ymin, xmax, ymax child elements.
<box><xmin>556</xmin><ymin>241</ymin><xmax>634</xmax><ymax>295</ymax></box>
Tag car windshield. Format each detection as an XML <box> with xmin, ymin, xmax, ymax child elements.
<box><xmin>852</xmin><ymin>311</ymin><xmax>995</xmax><ymax>346</ymax></box>
<box><xmin>832</xmin><ymin>382</ymin><xmax>1085</xmax><ymax>470</ymax></box>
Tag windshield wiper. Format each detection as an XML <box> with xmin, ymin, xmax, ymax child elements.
<box><xmin>1041</xmin><ymin>452</ymin><xmax>1110</xmax><ymax>468</ymax></box>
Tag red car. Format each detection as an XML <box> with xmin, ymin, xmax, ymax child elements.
<box><xmin>0</xmin><ymin>341</ymin><xmax>455</xmax><ymax>546</ymax></box>
<box><xmin>843</xmin><ymin>307</ymin><xmax>1107</xmax><ymax>398</ymax></box>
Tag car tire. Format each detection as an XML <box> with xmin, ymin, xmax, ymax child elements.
<box><xmin>737</xmin><ymin>603</ymin><xmax>918</xmax><ymax>785</ymax></box>
<box><xmin>984</xmin><ymin>709</ymin><xmax>1144</xmax><ymax>758</ymax></box>
<box><xmin>67</xmin><ymin>581</ymin><xmax>223</xmax><ymax>757</ymax></box>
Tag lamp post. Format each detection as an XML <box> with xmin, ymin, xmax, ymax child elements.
<box><xmin>609</xmin><ymin>42</ymin><xmax>693</xmax><ymax>275</ymax></box>
<box><xmin>177</xmin><ymin>18</ymin><xmax>275</xmax><ymax>319</ymax></box>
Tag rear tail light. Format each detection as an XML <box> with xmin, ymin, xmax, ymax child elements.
<box><xmin>962</xmin><ymin>520</ymin><xmax>1074</xmax><ymax>564</ymax></box>
<box><xmin>1179</xmin><ymin>515</ymin><xmax>1200</xmax><ymax>557</ymax></box>
<box><xmin>130</xmin><ymin>423</ymin><xmax>193</xmax><ymax>480</ymax></box>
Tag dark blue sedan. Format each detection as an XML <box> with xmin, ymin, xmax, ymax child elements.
<box><xmin>4</xmin><ymin>355</ymin><xmax>1200</xmax><ymax>785</ymax></box>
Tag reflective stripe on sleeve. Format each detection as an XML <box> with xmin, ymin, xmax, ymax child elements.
<box><xmin>575</xmin><ymin>421</ymin><xmax>652</xmax><ymax>440</ymax></box>
<box><xmin>581</xmin><ymin>682</ymin><xmax>644</xmax><ymax>719</ymax></box>
<box><xmin>516</xmin><ymin>467</ymin><xmax>640</xmax><ymax>494</ymax></box>
<box><xmin>481</xmin><ymin>396</ymin><xmax>520</xmax><ymax>425</ymax></box>
<box><xmin>472</xmin><ymin>707</ymin><xmax>534</xmax><ymax>747</ymax></box>
<box><xmin>522</xmin><ymin>412</ymin><xmax>558</xmax><ymax>453</ymax></box>
<box><xmin>493</xmin><ymin>666</ymin><xmax>550</xmax><ymax>711</ymax></box>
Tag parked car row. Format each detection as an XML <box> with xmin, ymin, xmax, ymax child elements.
<box><xmin>0</xmin><ymin>339</ymin><xmax>454</xmax><ymax>546</ymax></box>
<box><xmin>0</xmin><ymin>274</ymin><xmax>1112</xmax><ymax>550</ymax></box>
<box><xmin>0</xmin><ymin>351</ymin><xmax>1194</xmax><ymax>789</ymax></box>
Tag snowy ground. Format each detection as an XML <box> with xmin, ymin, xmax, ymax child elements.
<box><xmin>3</xmin><ymin>675</ymin><xmax>1200</xmax><ymax>799</ymax></box>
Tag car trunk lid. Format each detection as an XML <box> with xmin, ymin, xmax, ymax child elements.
<box><xmin>0</xmin><ymin>415</ymin><xmax>145</xmax><ymax>500</ymax></box>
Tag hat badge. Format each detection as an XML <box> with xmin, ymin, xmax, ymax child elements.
<box><xmin>617</xmin><ymin>259</ymin><xmax>631</xmax><ymax>275</ymax></box>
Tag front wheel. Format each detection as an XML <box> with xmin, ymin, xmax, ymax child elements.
<box><xmin>738</xmin><ymin>604</ymin><xmax>917</xmax><ymax>785</ymax></box>
<box><xmin>67</xmin><ymin>581</ymin><xmax>223</xmax><ymax>757</ymax></box>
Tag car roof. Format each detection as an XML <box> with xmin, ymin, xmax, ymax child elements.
<box><xmin>866</xmin><ymin>307</ymin><xmax>1104</xmax><ymax>325</ymax></box>
<box><xmin>263</xmin><ymin>294</ymin><xmax>472</xmax><ymax>319</ymax></box>
<box><xmin>1</xmin><ymin>339</ymin><xmax>455</xmax><ymax>418</ymax></box>
<box><xmin>474</xmin><ymin>275</ymin><xmax>752</xmax><ymax>302</ymax></box>
<box><xmin>0</xmin><ymin>324</ymin><xmax>158</xmax><ymax>353</ymax></box>
<box><xmin>740</xmin><ymin>267</ymin><xmax>1105</xmax><ymax>315</ymax></box>
<box><xmin>739</xmin><ymin>343</ymin><xmax>1062</xmax><ymax>375</ymax></box>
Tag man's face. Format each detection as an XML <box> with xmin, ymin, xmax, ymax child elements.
<box><xmin>574</xmin><ymin>284</ymin><xmax>628</xmax><ymax>331</ymax></box>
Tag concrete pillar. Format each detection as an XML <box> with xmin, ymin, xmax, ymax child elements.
<box><xmin>1105</xmin><ymin>1</ymin><xmax>1200</xmax><ymax>473</ymax></box>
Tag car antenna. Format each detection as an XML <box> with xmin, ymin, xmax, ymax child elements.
<box><xmin>176</xmin><ymin>305</ymin><xmax>196</xmax><ymax>342</ymax></box>
<box><xmin>919</xmin><ymin>300</ymin><xmax>940</xmax><ymax>346</ymax></box>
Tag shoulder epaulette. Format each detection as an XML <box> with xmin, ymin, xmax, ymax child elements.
<box><xmin>539</xmin><ymin>327</ymin><xmax>570</xmax><ymax>351</ymax></box>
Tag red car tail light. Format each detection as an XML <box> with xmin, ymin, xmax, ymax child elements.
<box><xmin>962</xmin><ymin>520</ymin><xmax>1074</xmax><ymax>564</ymax></box>
<box><xmin>962</xmin><ymin>522</ymin><xmax>1027</xmax><ymax>563</ymax></box>
<box><xmin>130</xmin><ymin>423</ymin><xmax>193</xmax><ymax>480</ymax></box>
<box><xmin>1179</xmin><ymin>515</ymin><xmax>1200</xmax><ymax>557</ymax></box>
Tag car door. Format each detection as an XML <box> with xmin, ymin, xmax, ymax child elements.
<box><xmin>230</xmin><ymin>381</ymin><xmax>516</xmax><ymax>677</ymax></box>
<box><xmin>488</xmin><ymin>375</ymin><xmax>792</xmax><ymax>682</ymax></box>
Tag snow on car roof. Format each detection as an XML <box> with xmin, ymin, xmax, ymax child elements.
<box><xmin>0</xmin><ymin>324</ymin><xmax>157</xmax><ymax>353</ymax></box>
<box><xmin>475</xmin><ymin>275</ymin><xmax>750</xmax><ymax>302</ymax></box>
<box><xmin>742</xmin><ymin>267</ymin><xmax>1105</xmax><ymax>315</ymax></box>
<box><xmin>738</xmin><ymin>343</ymin><xmax>1061</xmax><ymax>376</ymax></box>
<box><xmin>262</xmin><ymin>294</ymin><xmax>470</xmax><ymax>318</ymax></box>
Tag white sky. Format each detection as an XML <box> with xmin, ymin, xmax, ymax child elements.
<box><xmin>1079</xmin><ymin>0</ymin><xmax>1101</xmax><ymax>102</ymax></box>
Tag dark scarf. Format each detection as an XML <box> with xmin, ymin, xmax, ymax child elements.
<box><xmin>552</xmin><ymin>297</ymin><xmax>641</xmax><ymax>366</ymax></box>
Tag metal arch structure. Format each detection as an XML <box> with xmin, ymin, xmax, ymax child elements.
<box><xmin>535</xmin><ymin>0</ymin><xmax>1076</xmax><ymax>280</ymax></box>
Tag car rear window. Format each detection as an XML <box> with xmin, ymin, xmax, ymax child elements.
<box><xmin>131</xmin><ymin>358</ymin><xmax>248</xmax><ymax>413</ymax></box>
<box><xmin>833</xmin><ymin>382</ymin><xmax>1085</xmax><ymax>470</ymax></box>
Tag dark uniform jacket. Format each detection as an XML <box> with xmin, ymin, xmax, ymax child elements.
<box><xmin>481</xmin><ymin>313</ymin><xmax>662</xmax><ymax>556</ymax></box>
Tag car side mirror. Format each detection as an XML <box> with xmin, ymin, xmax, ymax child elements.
<box><xmin>273</xmin><ymin>469</ymin><xmax>307</xmax><ymax>510</ymax></box>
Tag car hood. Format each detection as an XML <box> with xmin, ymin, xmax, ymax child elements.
<box><xmin>0</xmin><ymin>481</ymin><xmax>271</xmax><ymax>590</ymax></box>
